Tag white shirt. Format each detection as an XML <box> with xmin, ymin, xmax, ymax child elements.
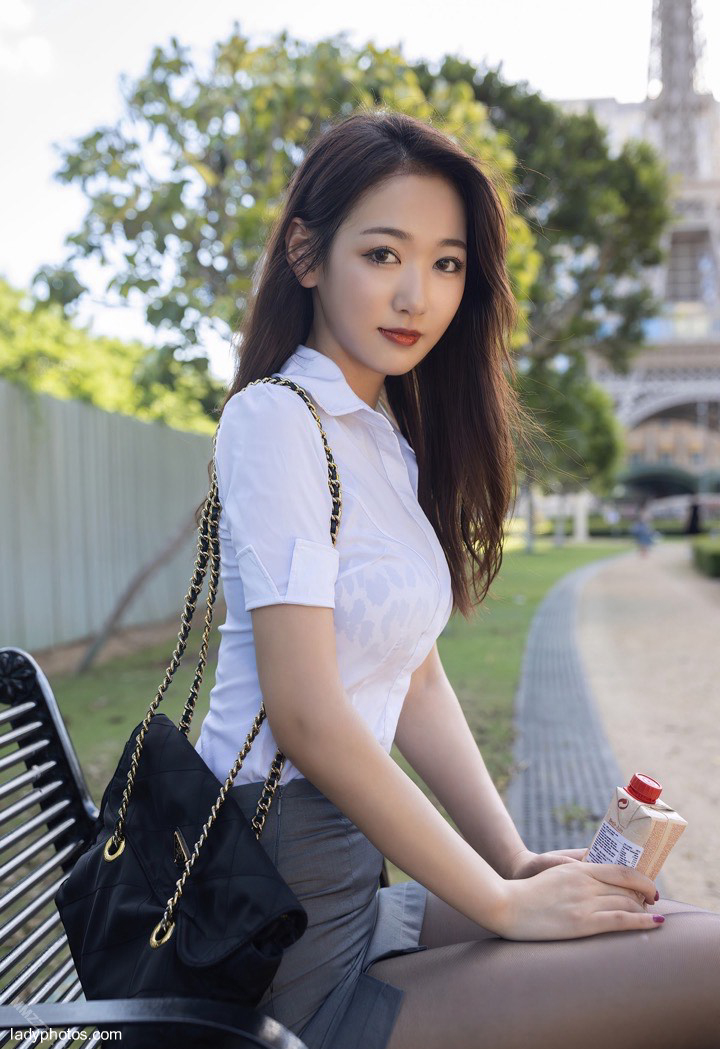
<box><xmin>195</xmin><ymin>344</ymin><xmax>453</xmax><ymax>786</ymax></box>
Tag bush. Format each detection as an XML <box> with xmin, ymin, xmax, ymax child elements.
<box><xmin>536</xmin><ymin>513</ymin><xmax>720</xmax><ymax>539</ymax></box>
<box><xmin>692</xmin><ymin>538</ymin><xmax>720</xmax><ymax>578</ymax></box>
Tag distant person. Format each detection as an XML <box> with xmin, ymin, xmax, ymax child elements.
<box><xmin>685</xmin><ymin>498</ymin><xmax>702</xmax><ymax>535</ymax></box>
<box><xmin>630</xmin><ymin>505</ymin><xmax>655</xmax><ymax>557</ymax></box>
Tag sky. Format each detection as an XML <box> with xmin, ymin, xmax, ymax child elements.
<box><xmin>2</xmin><ymin>0</ymin><xmax>719</xmax><ymax>382</ymax></box>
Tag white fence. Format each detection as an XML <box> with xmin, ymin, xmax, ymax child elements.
<box><xmin>0</xmin><ymin>380</ymin><xmax>217</xmax><ymax>653</ymax></box>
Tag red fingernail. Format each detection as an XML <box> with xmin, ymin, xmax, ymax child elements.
<box><xmin>654</xmin><ymin>890</ymin><xmax>660</xmax><ymax>901</ymax></box>
<box><xmin>653</xmin><ymin>915</ymin><xmax>665</xmax><ymax>923</ymax></box>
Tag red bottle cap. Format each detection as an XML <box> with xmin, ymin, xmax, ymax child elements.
<box><xmin>626</xmin><ymin>773</ymin><xmax>662</xmax><ymax>804</ymax></box>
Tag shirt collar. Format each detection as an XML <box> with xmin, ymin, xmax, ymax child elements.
<box><xmin>277</xmin><ymin>344</ymin><xmax>395</xmax><ymax>430</ymax></box>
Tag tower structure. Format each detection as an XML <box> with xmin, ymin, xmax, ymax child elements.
<box><xmin>556</xmin><ymin>0</ymin><xmax>720</xmax><ymax>498</ymax></box>
<box><xmin>645</xmin><ymin>0</ymin><xmax>719</xmax><ymax>308</ymax></box>
<box><xmin>647</xmin><ymin>0</ymin><xmax>702</xmax><ymax>179</ymax></box>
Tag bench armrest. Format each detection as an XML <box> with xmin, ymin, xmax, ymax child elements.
<box><xmin>0</xmin><ymin>997</ymin><xmax>307</xmax><ymax>1049</ymax></box>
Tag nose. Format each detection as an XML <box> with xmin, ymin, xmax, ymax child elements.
<box><xmin>393</xmin><ymin>266</ymin><xmax>427</xmax><ymax>319</ymax></box>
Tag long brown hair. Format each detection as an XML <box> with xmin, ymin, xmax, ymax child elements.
<box><xmin>199</xmin><ymin>107</ymin><xmax>531</xmax><ymax>619</ymax></box>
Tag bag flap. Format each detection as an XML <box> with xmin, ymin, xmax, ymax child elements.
<box><xmin>99</xmin><ymin>713</ymin><xmax>307</xmax><ymax>967</ymax></box>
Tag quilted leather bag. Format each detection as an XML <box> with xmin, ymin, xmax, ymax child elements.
<box><xmin>55</xmin><ymin>377</ymin><xmax>343</xmax><ymax>1006</ymax></box>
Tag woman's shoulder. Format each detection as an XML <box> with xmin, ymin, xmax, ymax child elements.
<box><xmin>223</xmin><ymin>377</ymin><xmax>310</xmax><ymax>415</ymax></box>
<box><xmin>220</xmin><ymin>379</ymin><xmax>321</xmax><ymax>441</ymax></box>
<box><xmin>217</xmin><ymin>380</ymin><xmax>329</xmax><ymax>482</ymax></box>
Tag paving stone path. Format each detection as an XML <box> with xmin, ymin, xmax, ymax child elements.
<box><xmin>575</xmin><ymin>540</ymin><xmax>720</xmax><ymax>911</ymax></box>
<box><xmin>503</xmin><ymin>549</ymin><xmax>670</xmax><ymax>897</ymax></box>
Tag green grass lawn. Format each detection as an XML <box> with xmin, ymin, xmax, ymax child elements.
<box><xmin>426</xmin><ymin>537</ymin><xmax>632</xmax><ymax>794</ymax></box>
<box><xmin>49</xmin><ymin>537</ymin><xmax>631</xmax><ymax>882</ymax></box>
<box><xmin>383</xmin><ymin>537</ymin><xmax>634</xmax><ymax>880</ymax></box>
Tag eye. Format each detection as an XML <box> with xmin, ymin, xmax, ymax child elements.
<box><xmin>364</xmin><ymin>247</ymin><xmax>399</xmax><ymax>265</ymax></box>
<box><xmin>363</xmin><ymin>247</ymin><xmax>465</xmax><ymax>273</ymax></box>
<box><xmin>437</xmin><ymin>257</ymin><xmax>465</xmax><ymax>274</ymax></box>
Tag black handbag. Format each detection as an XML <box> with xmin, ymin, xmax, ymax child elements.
<box><xmin>55</xmin><ymin>376</ymin><xmax>343</xmax><ymax>1008</ymax></box>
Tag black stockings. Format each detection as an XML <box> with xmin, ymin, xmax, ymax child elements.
<box><xmin>365</xmin><ymin>890</ymin><xmax>720</xmax><ymax>1049</ymax></box>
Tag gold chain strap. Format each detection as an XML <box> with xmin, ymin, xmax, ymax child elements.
<box><xmin>101</xmin><ymin>377</ymin><xmax>342</xmax><ymax>949</ymax></box>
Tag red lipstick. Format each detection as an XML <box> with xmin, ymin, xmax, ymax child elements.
<box><xmin>378</xmin><ymin>328</ymin><xmax>421</xmax><ymax>347</ymax></box>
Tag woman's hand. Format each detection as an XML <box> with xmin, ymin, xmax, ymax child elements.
<box><xmin>495</xmin><ymin>860</ymin><xmax>661</xmax><ymax>941</ymax></box>
<box><xmin>505</xmin><ymin>847</ymin><xmax>587</xmax><ymax>879</ymax></box>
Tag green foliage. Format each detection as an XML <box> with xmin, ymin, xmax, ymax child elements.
<box><xmin>0</xmin><ymin>277</ymin><xmax>222</xmax><ymax>432</ymax></box>
<box><xmin>410</xmin><ymin>59</ymin><xmax>673</xmax><ymax>492</ymax></box>
<box><xmin>34</xmin><ymin>27</ymin><xmax>538</xmax><ymax>356</ymax></box>
<box><xmin>515</xmin><ymin>356</ymin><xmax>625</xmax><ymax>493</ymax></box>
<box><xmin>26</xmin><ymin>29</ymin><xmax>672</xmax><ymax>491</ymax></box>
<box><xmin>539</xmin><ymin>514</ymin><xmax>720</xmax><ymax>538</ymax></box>
<box><xmin>691</xmin><ymin>538</ymin><xmax>720</xmax><ymax>578</ymax></box>
<box><xmin>418</xmin><ymin>61</ymin><xmax>674</xmax><ymax>373</ymax></box>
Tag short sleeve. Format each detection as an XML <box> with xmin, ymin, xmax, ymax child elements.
<box><xmin>215</xmin><ymin>383</ymin><xmax>340</xmax><ymax>611</ymax></box>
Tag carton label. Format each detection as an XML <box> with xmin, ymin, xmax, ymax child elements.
<box><xmin>585</xmin><ymin>819</ymin><xmax>644</xmax><ymax>868</ymax></box>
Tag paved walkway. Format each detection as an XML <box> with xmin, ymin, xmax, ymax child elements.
<box><xmin>502</xmin><ymin>556</ymin><xmax>638</xmax><ymax>869</ymax></box>
<box><xmin>576</xmin><ymin>540</ymin><xmax>720</xmax><ymax>911</ymax></box>
<box><xmin>504</xmin><ymin>539</ymin><xmax>720</xmax><ymax>907</ymax></box>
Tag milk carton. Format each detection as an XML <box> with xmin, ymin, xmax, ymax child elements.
<box><xmin>582</xmin><ymin>773</ymin><xmax>687</xmax><ymax>880</ymax></box>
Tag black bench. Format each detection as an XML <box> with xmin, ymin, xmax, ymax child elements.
<box><xmin>0</xmin><ymin>646</ymin><xmax>308</xmax><ymax>1048</ymax></box>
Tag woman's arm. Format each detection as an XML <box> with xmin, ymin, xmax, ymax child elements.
<box><xmin>393</xmin><ymin>642</ymin><xmax>527</xmax><ymax>879</ymax></box>
<box><xmin>251</xmin><ymin>604</ymin><xmax>511</xmax><ymax>934</ymax></box>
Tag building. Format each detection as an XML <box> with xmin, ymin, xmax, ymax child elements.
<box><xmin>553</xmin><ymin>0</ymin><xmax>720</xmax><ymax>506</ymax></box>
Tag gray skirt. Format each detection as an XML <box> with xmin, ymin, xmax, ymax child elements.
<box><xmin>230</xmin><ymin>776</ymin><xmax>429</xmax><ymax>1049</ymax></box>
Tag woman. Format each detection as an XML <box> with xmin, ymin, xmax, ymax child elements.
<box><xmin>195</xmin><ymin>110</ymin><xmax>719</xmax><ymax>1049</ymax></box>
<box><xmin>631</xmin><ymin>503</ymin><xmax>656</xmax><ymax>557</ymax></box>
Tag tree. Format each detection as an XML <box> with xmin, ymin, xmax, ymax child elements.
<box><xmin>410</xmin><ymin>59</ymin><xmax>673</xmax><ymax>545</ymax></box>
<box><xmin>32</xmin><ymin>28</ymin><xmax>539</xmax><ymax>367</ymax></box>
<box><xmin>0</xmin><ymin>276</ymin><xmax>221</xmax><ymax>433</ymax></box>
<box><xmin>29</xmin><ymin>31</ymin><xmax>673</xmax><ymax>542</ymax></box>
<box><xmin>516</xmin><ymin>357</ymin><xmax>625</xmax><ymax>545</ymax></box>
<box><xmin>413</xmin><ymin>59</ymin><xmax>674</xmax><ymax>374</ymax></box>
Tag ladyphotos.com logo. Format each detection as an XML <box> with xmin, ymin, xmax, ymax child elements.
<box><xmin>7</xmin><ymin>1003</ymin><xmax>122</xmax><ymax>1041</ymax></box>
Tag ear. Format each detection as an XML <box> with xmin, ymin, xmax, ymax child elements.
<box><xmin>285</xmin><ymin>217</ymin><xmax>318</xmax><ymax>288</ymax></box>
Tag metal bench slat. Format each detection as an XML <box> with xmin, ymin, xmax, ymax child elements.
<box><xmin>22</xmin><ymin>954</ymin><xmax>77</xmax><ymax>1006</ymax></box>
<box><xmin>0</xmin><ymin>781</ymin><xmax>64</xmax><ymax>830</ymax></box>
<box><xmin>0</xmin><ymin>874</ymin><xmax>66</xmax><ymax>945</ymax></box>
<box><xmin>0</xmin><ymin>702</ymin><xmax>36</xmax><ymax>726</ymax></box>
<box><xmin>0</xmin><ymin>800</ymin><xmax>72</xmax><ymax>856</ymax></box>
<box><xmin>58</xmin><ymin>980</ymin><xmax>83</xmax><ymax>1003</ymax></box>
<box><xmin>0</xmin><ymin>819</ymin><xmax>76</xmax><ymax>881</ymax></box>
<box><xmin>0</xmin><ymin>933</ymin><xmax>68</xmax><ymax>1003</ymax></box>
<box><xmin>0</xmin><ymin>840</ymin><xmax>81</xmax><ymax>915</ymax></box>
<box><xmin>0</xmin><ymin>722</ymin><xmax>44</xmax><ymax>750</ymax></box>
<box><xmin>0</xmin><ymin>910</ymin><xmax>63</xmax><ymax>980</ymax></box>
<box><xmin>0</xmin><ymin>740</ymin><xmax>51</xmax><ymax>775</ymax></box>
<box><xmin>0</xmin><ymin>764</ymin><xmax>57</xmax><ymax>803</ymax></box>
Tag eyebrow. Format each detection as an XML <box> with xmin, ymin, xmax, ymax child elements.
<box><xmin>359</xmin><ymin>226</ymin><xmax>467</xmax><ymax>250</ymax></box>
